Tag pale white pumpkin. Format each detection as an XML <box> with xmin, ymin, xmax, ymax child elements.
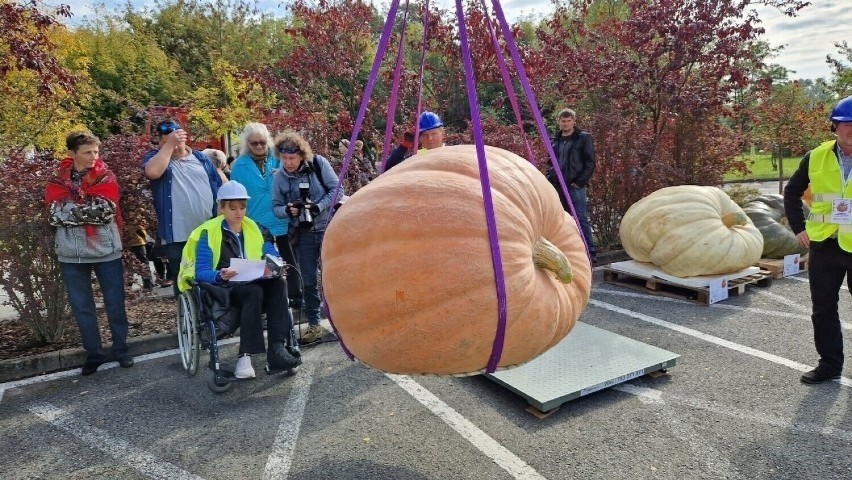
<box><xmin>619</xmin><ymin>185</ymin><xmax>764</xmax><ymax>277</ymax></box>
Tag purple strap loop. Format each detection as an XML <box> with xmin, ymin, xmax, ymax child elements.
<box><xmin>488</xmin><ymin>0</ymin><xmax>583</xmax><ymax>242</ymax></box>
<box><xmin>412</xmin><ymin>0</ymin><xmax>430</xmax><ymax>154</ymax></box>
<box><xmin>324</xmin><ymin>0</ymin><xmax>403</xmax><ymax>360</ymax></box>
<box><xmin>455</xmin><ymin>0</ymin><xmax>508</xmax><ymax>374</ymax></box>
<box><xmin>379</xmin><ymin>0</ymin><xmax>411</xmax><ymax>171</ymax></box>
<box><xmin>479</xmin><ymin>0</ymin><xmax>535</xmax><ymax>164</ymax></box>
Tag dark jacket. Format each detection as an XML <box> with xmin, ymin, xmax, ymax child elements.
<box><xmin>271</xmin><ymin>155</ymin><xmax>339</xmax><ymax>233</ymax></box>
<box><xmin>547</xmin><ymin>128</ymin><xmax>595</xmax><ymax>189</ymax></box>
<box><xmin>384</xmin><ymin>145</ymin><xmax>410</xmax><ymax>172</ymax></box>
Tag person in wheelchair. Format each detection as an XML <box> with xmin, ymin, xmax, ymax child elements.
<box><xmin>178</xmin><ymin>181</ymin><xmax>300</xmax><ymax>379</ymax></box>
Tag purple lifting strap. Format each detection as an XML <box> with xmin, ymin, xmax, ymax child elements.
<box><xmin>490</xmin><ymin>0</ymin><xmax>584</xmax><ymax>247</ymax></box>
<box><xmin>412</xmin><ymin>0</ymin><xmax>430</xmax><ymax>154</ymax></box>
<box><xmin>479</xmin><ymin>0</ymin><xmax>535</xmax><ymax>164</ymax></box>
<box><xmin>379</xmin><ymin>0</ymin><xmax>411</xmax><ymax>171</ymax></box>
<box><xmin>324</xmin><ymin>0</ymin><xmax>404</xmax><ymax>360</ymax></box>
<box><xmin>455</xmin><ymin>0</ymin><xmax>508</xmax><ymax>374</ymax></box>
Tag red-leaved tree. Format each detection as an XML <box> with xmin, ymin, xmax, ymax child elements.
<box><xmin>526</xmin><ymin>0</ymin><xmax>807</xmax><ymax>246</ymax></box>
<box><xmin>257</xmin><ymin>0</ymin><xmax>380</xmax><ymax>157</ymax></box>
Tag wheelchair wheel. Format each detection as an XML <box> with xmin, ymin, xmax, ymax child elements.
<box><xmin>176</xmin><ymin>291</ymin><xmax>201</xmax><ymax>376</ymax></box>
<box><xmin>206</xmin><ymin>370</ymin><xmax>232</xmax><ymax>393</ymax></box>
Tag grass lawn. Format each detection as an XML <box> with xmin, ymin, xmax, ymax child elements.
<box><xmin>724</xmin><ymin>153</ymin><xmax>802</xmax><ymax>181</ymax></box>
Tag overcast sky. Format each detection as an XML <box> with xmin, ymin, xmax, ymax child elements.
<box><xmin>58</xmin><ymin>0</ymin><xmax>848</xmax><ymax>81</ymax></box>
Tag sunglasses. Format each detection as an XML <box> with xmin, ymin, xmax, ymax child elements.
<box><xmin>277</xmin><ymin>145</ymin><xmax>300</xmax><ymax>154</ymax></box>
<box><xmin>157</xmin><ymin>122</ymin><xmax>181</xmax><ymax>135</ymax></box>
<box><xmin>249</xmin><ymin>140</ymin><xmax>267</xmax><ymax>148</ymax></box>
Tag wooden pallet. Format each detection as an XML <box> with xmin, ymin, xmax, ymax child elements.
<box><xmin>602</xmin><ymin>267</ymin><xmax>773</xmax><ymax>305</ymax></box>
<box><xmin>754</xmin><ymin>255</ymin><xmax>809</xmax><ymax>279</ymax></box>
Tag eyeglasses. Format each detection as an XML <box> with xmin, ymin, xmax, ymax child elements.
<box><xmin>249</xmin><ymin>140</ymin><xmax>267</xmax><ymax>148</ymax></box>
<box><xmin>277</xmin><ymin>145</ymin><xmax>300</xmax><ymax>154</ymax></box>
<box><xmin>157</xmin><ymin>122</ymin><xmax>181</xmax><ymax>135</ymax></box>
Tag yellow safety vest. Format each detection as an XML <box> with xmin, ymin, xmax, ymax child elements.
<box><xmin>177</xmin><ymin>215</ymin><xmax>265</xmax><ymax>292</ymax></box>
<box><xmin>806</xmin><ymin>140</ymin><xmax>852</xmax><ymax>252</ymax></box>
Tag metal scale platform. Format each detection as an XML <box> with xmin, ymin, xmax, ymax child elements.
<box><xmin>486</xmin><ymin>322</ymin><xmax>679</xmax><ymax>413</ymax></box>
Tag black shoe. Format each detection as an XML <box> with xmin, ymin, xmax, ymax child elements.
<box><xmin>118</xmin><ymin>357</ymin><xmax>135</xmax><ymax>368</ymax></box>
<box><xmin>267</xmin><ymin>342</ymin><xmax>301</xmax><ymax>373</ymax></box>
<box><xmin>800</xmin><ymin>366</ymin><xmax>841</xmax><ymax>384</ymax></box>
<box><xmin>81</xmin><ymin>360</ymin><xmax>104</xmax><ymax>376</ymax></box>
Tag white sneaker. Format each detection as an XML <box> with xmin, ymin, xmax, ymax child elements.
<box><xmin>235</xmin><ymin>355</ymin><xmax>255</xmax><ymax>379</ymax></box>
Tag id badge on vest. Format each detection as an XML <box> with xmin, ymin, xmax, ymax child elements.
<box><xmin>831</xmin><ymin>198</ymin><xmax>852</xmax><ymax>224</ymax></box>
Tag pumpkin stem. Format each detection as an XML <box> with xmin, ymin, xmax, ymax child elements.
<box><xmin>721</xmin><ymin>211</ymin><xmax>749</xmax><ymax>228</ymax></box>
<box><xmin>533</xmin><ymin>237</ymin><xmax>573</xmax><ymax>284</ymax></box>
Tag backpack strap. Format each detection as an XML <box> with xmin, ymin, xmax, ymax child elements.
<box><xmin>311</xmin><ymin>155</ymin><xmax>330</xmax><ymax>194</ymax></box>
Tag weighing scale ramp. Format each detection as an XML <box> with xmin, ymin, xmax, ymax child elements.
<box><xmin>486</xmin><ymin>322</ymin><xmax>679</xmax><ymax>413</ymax></box>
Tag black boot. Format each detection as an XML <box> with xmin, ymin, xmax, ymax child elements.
<box><xmin>266</xmin><ymin>341</ymin><xmax>301</xmax><ymax>374</ymax></box>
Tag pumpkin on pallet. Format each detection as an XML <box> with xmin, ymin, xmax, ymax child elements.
<box><xmin>321</xmin><ymin>145</ymin><xmax>592</xmax><ymax>376</ymax></box>
<box><xmin>619</xmin><ymin>185</ymin><xmax>764</xmax><ymax>278</ymax></box>
<box><xmin>742</xmin><ymin>194</ymin><xmax>808</xmax><ymax>259</ymax></box>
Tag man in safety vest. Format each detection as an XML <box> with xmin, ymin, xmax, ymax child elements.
<box><xmin>784</xmin><ymin>96</ymin><xmax>852</xmax><ymax>384</ymax></box>
<box><xmin>383</xmin><ymin>111</ymin><xmax>445</xmax><ymax>172</ymax></box>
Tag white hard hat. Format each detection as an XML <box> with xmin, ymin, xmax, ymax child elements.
<box><xmin>218</xmin><ymin>181</ymin><xmax>250</xmax><ymax>200</ymax></box>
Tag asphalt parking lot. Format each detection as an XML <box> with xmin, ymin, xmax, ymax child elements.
<box><xmin>1</xmin><ymin>266</ymin><xmax>850</xmax><ymax>480</ymax></box>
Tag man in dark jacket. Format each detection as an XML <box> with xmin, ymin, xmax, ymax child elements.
<box><xmin>547</xmin><ymin>108</ymin><xmax>596</xmax><ymax>262</ymax></box>
<box><xmin>784</xmin><ymin>95</ymin><xmax>852</xmax><ymax>384</ymax></box>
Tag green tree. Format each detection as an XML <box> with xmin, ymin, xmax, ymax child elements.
<box><xmin>123</xmin><ymin>0</ymin><xmax>292</xmax><ymax>88</ymax></box>
<box><xmin>0</xmin><ymin>1</ymin><xmax>78</xmax><ymax>153</ymax></box>
<box><xmin>187</xmin><ymin>58</ymin><xmax>277</xmax><ymax>138</ymax></box>
<box><xmin>68</xmin><ymin>16</ymin><xmax>188</xmax><ymax>136</ymax></box>
<box><xmin>827</xmin><ymin>41</ymin><xmax>852</xmax><ymax>98</ymax></box>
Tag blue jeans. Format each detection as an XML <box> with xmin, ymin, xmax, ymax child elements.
<box><xmin>59</xmin><ymin>258</ymin><xmax>129</xmax><ymax>363</ymax></box>
<box><xmin>294</xmin><ymin>231</ymin><xmax>323</xmax><ymax>326</ymax></box>
<box><xmin>568</xmin><ymin>186</ymin><xmax>595</xmax><ymax>257</ymax></box>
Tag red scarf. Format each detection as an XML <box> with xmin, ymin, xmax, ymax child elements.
<box><xmin>45</xmin><ymin>157</ymin><xmax>122</xmax><ymax>237</ymax></box>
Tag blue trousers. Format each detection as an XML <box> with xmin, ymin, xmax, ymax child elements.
<box><xmin>566</xmin><ymin>186</ymin><xmax>595</xmax><ymax>257</ymax></box>
<box><xmin>294</xmin><ymin>231</ymin><xmax>323</xmax><ymax>326</ymax></box>
<box><xmin>59</xmin><ymin>258</ymin><xmax>129</xmax><ymax>363</ymax></box>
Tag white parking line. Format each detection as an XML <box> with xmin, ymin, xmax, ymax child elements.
<box><xmin>29</xmin><ymin>402</ymin><xmax>205</xmax><ymax>479</ymax></box>
<box><xmin>0</xmin><ymin>338</ymin><xmax>241</xmax><ymax>404</ymax></box>
<box><xmin>595</xmin><ymin>286</ymin><xmax>852</xmax><ymax>331</ymax></box>
<box><xmin>263</xmin><ymin>363</ymin><xmax>316</xmax><ymax>480</ymax></box>
<box><xmin>616</xmin><ymin>383</ymin><xmax>852</xmax><ymax>442</ymax></box>
<box><xmin>593</xmin><ymin>288</ymin><xmax>813</xmax><ymax>321</ymax></box>
<box><xmin>387</xmin><ymin>374</ymin><xmax>547</xmax><ymax>480</ymax></box>
<box><xmin>614</xmin><ymin>384</ymin><xmax>744</xmax><ymax>479</ymax></box>
<box><xmin>787</xmin><ymin>276</ymin><xmax>848</xmax><ymax>291</ymax></box>
<box><xmin>589</xmin><ymin>299</ymin><xmax>852</xmax><ymax>387</ymax></box>
<box><xmin>752</xmin><ymin>289</ymin><xmax>811</xmax><ymax>313</ymax></box>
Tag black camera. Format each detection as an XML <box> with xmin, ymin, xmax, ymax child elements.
<box><xmin>298</xmin><ymin>182</ymin><xmax>313</xmax><ymax>226</ymax></box>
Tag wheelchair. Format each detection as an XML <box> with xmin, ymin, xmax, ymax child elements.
<box><xmin>176</xmin><ymin>280</ymin><xmax>301</xmax><ymax>393</ymax></box>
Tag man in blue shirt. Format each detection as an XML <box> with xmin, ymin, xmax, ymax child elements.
<box><xmin>142</xmin><ymin>119</ymin><xmax>224</xmax><ymax>293</ymax></box>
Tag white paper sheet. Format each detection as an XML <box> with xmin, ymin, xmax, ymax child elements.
<box><xmin>229</xmin><ymin>258</ymin><xmax>266</xmax><ymax>282</ymax></box>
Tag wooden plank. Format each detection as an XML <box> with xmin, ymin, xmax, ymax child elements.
<box><xmin>755</xmin><ymin>255</ymin><xmax>809</xmax><ymax>279</ymax></box>
<box><xmin>602</xmin><ymin>266</ymin><xmax>772</xmax><ymax>305</ymax></box>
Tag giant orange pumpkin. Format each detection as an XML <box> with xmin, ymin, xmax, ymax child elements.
<box><xmin>321</xmin><ymin>145</ymin><xmax>592</xmax><ymax>376</ymax></box>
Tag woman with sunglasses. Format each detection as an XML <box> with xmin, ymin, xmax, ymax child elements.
<box><xmin>229</xmin><ymin>123</ymin><xmax>302</xmax><ymax>307</ymax></box>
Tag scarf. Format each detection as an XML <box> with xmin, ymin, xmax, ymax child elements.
<box><xmin>45</xmin><ymin>157</ymin><xmax>122</xmax><ymax>238</ymax></box>
<box><xmin>250</xmin><ymin>151</ymin><xmax>267</xmax><ymax>175</ymax></box>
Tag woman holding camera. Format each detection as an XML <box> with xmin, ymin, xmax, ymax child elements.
<box><xmin>271</xmin><ymin>130</ymin><xmax>340</xmax><ymax>345</ymax></box>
